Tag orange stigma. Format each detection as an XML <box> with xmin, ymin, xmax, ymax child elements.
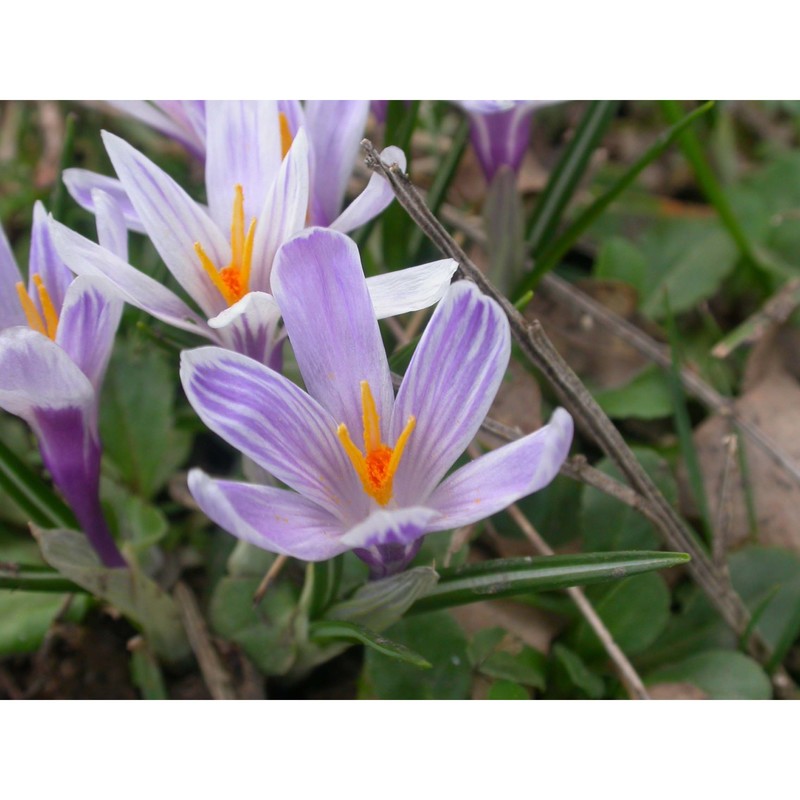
<box><xmin>16</xmin><ymin>275</ymin><xmax>59</xmax><ymax>340</ymax></box>
<box><xmin>279</xmin><ymin>112</ymin><xmax>293</xmax><ymax>159</ymax></box>
<box><xmin>337</xmin><ymin>381</ymin><xmax>415</xmax><ymax>506</ymax></box>
<box><xmin>195</xmin><ymin>184</ymin><xmax>256</xmax><ymax>306</ymax></box>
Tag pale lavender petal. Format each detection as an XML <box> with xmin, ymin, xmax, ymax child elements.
<box><xmin>92</xmin><ymin>189</ymin><xmax>128</xmax><ymax>261</ymax></box>
<box><xmin>250</xmin><ymin>128</ymin><xmax>310</xmax><ymax>293</ymax></box>
<box><xmin>330</xmin><ymin>145</ymin><xmax>406</xmax><ymax>233</ymax></box>
<box><xmin>0</xmin><ymin>224</ymin><xmax>25</xmax><ymax>329</ymax></box>
<box><xmin>305</xmin><ymin>101</ymin><xmax>370</xmax><ymax>226</ymax></box>
<box><xmin>271</xmin><ymin>228</ymin><xmax>394</xmax><ymax>439</ymax></box>
<box><xmin>204</xmin><ymin>101</ymin><xmax>281</xmax><ymax>229</ymax></box>
<box><xmin>29</xmin><ymin>201</ymin><xmax>72</xmax><ymax>314</ymax></box>
<box><xmin>49</xmin><ymin>219</ymin><xmax>215</xmax><ymax>341</ymax></box>
<box><xmin>0</xmin><ymin>327</ymin><xmax>123</xmax><ymax>566</ymax></box>
<box><xmin>392</xmin><ymin>281</ymin><xmax>510</xmax><ymax>504</ymax></box>
<box><xmin>109</xmin><ymin>100</ymin><xmax>204</xmax><ymax>156</ymax></box>
<box><xmin>371</xmin><ymin>100</ymin><xmax>390</xmax><ymax>123</ymax></box>
<box><xmin>188</xmin><ymin>470</ymin><xmax>349</xmax><ymax>561</ymax></box>
<box><xmin>426</xmin><ymin>408</ymin><xmax>574</xmax><ymax>531</ymax></box>
<box><xmin>62</xmin><ymin>169</ymin><xmax>145</xmax><ymax>234</ymax></box>
<box><xmin>209</xmin><ymin>291</ymin><xmax>282</xmax><ymax>366</ymax></box>
<box><xmin>56</xmin><ymin>275</ymin><xmax>123</xmax><ymax>392</ymax></box>
<box><xmin>103</xmin><ymin>131</ymin><xmax>230</xmax><ymax>317</ymax></box>
<box><xmin>365</xmin><ymin>258</ymin><xmax>456</xmax><ymax>319</ymax></box>
<box><xmin>278</xmin><ymin>100</ymin><xmax>304</xmax><ymax>135</ymax></box>
<box><xmin>154</xmin><ymin>100</ymin><xmax>206</xmax><ymax>151</ymax></box>
<box><xmin>339</xmin><ymin>506</ymin><xmax>436</xmax><ymax>578</ymax></box>
<box><xmin>180</xmin><ymin>347</ymin><xmax>367</xmax><ymax>521</ymax></box>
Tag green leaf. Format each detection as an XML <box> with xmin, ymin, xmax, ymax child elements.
<box><xmin>582</xmin><ymin>448</ymin><xmax>677</xmax><ymax>552</ymax></box>
<box><xmin>594</xmin><ymin>367</ymin><xmax>674</xmax><ymax>420</ymax></box>
<box><xmin>479</xmin><ymin>646</ymin><xmax>547</xmax><ymax>690</ymax></box>
<box><xmin>409</xmin><ymin>551</ymin><xmax>690</xmax><ymax>615</ymax></box>
<box><xmin>326</xmin><ymin>566</ymin><xmax>438</xmax><ymax>631</ymax></box>
<box><xmin>484</xmin><ymin>167</ymin><xmax>526</xmax><ymax>292</ymax></box>
<box><xmin>0</xmin><ymin>564</ymin><xmax>80</xmax><ymax>593</ymax></box>
<box><xmin>34</xmin><ymin>527</ymin><xmax>190</xmax><ymax>664</ymax></box>
<box><xmin>0</xmin><ymin>590</ymin><xmax>86</xmax><ymax>656</ymax></box>
<box><xmin>549</xmin><ymin>643</ymin><xmax>605</xmax><ymax>699</ymax></box>
<box><xmin>487</xmin><ymin>680</ymin><xmax>529</xmax><ymax>700</ymax></box>
<box><xmin>99</xmin><ymin>338</ymin><xmax>191</xmax><ymax>498</ymax></box>
<box><xmin>209</xmin><ymin>575</ymin><xmax>299</xmax><ymax>676</ymax></box>
<box><xmin>640</xmin><ymin>224</ymin><xmax>738</xmax><ymax>319</ymax></box>
<box><xmin>309</xmin><ymin>620</ymin><xmax>431</xmax><ymax>668</ymax></box>
<box><xmin>527</xmin><ymin>100</ymin><xmax>620</xmax><ymax>257</ymax></box>
<box><xmin>593</xmin><ymin>237</ymin><xmax>648</xmax><ymax>296</ymax></box>
<box><xmin>568</xmin><ymin>573</ymin><xmax>671</xmax><ymax>662</ymax></box>
<box><xmin>468</xmin><ymin>627</ymin><xmax>507</xmax><ymax>666</ymax></box>
<box><xmin>129</xmin><ymin>639</ymin><xmax>168</xmax><ymax>700</ymax></box>
<box><xmin>363</xmin><ymin>611</ymin><xmax>471</xmax><ymax>699</ymax></box>
<box><xmin>304</xmin><ymin>557</ymin><xmax>344</xmax><ymax>620</ymax></box>
<box><xmin>645</xmin><ymin>650</ymin><xmax>771</xmax><ymax>699</ymax></box>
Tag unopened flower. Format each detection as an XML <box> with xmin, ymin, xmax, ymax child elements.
<box><xmin>53</xmin><ymin>102</ymin><xmax>455</xmax><ymax>367</ymax></box>
<box><xmin>457</xmin><ymin>100</ymin><xmax>558</xmax><ymax>181</ymax></box>
<box><xmin>0</xmin><ymin>199</ymin><xmax>125</xmax><ymax>567</ymax></box>
<box><xmin>181</xmin><ymin>228</ymin><xmax>573</xmax><ymax>577</ymax></box>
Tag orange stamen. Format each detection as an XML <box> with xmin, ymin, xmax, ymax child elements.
<box><xmin>194</xmin><ymin>184</ymin><xmax>257</xmax><ymax>306</ymax></box>
<box><xmin>279</xmin><ymin>112</ymin><xmax>293</xmax><ymax>159</ymax></box>
<box><xmin>15</xmin><ymin>278</ymin><xmax>58</xmax><ymax>340</ymax></box>
<box><xmin>337</xmin><ymin>381</ymin><xmax>415</xmax><ymax>506</ymax></box>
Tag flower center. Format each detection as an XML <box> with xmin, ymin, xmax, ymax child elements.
<box><xmin>337</xmin><ymin>381</ymin><xmax>415</xmax><ymax>506</ymax></box>
<box><xmin>194</xmin><ymin>183</ymin><xmax>257</xmax><ymax>306</ymax></box>
<box><xmin>16</xmin><ymin>275</ymin><xmax>58</xmax><ymax>340</ymax></box>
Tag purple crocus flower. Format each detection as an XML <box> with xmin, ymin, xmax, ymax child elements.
<box><xmin>52</xmin><ymin>102</ymin><xmax>455</xmax><ymax>368</ymax></box>
<box><xmin>180</xmin><ymin>228</ymin><xmax>573</xmax><ymax>578</ymax></box>
<box><xmin>105</xmin><ymin>101</ymin><xmax>207</xmax><ymax>158</ymax></box>
<box><xmin>457</xmin><ymin>101</ymin><xmax>557</xmax><ymax>182</ymax></box>
<box><xmin>0</xmin><ymin>199</ymin><xmax>125</xmax><ymax>567</ymax></box>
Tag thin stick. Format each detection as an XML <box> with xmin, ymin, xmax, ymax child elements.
<box><xmin>360</xmin><ymin>139</ymin><xmax>776</xmax><ymax>678</ymax></box>
<box><xmin>506</xmin><ymin>502</ymin><xmax>650</xmax><ymax>700</ymax></box>
<box><xmin>174</xmin><ymin>581</ymin><xmax>237</xmax><ymax>700</ymax></box>
<box><xmin>252</xmin><ymin>554</ymin><xmax>288</xmax><ymax>608</ymax></box>
<box><xmin>713</xmin><ymin>433</ymin><xmax>739</xmax><ymax>572</ymax></box>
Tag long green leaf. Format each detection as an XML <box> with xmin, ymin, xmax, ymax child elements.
<box><xmin>518</xmin><ymin>101</ymin><xmax>714</xmax><ymax>294</ymax></box>
<box><xmin>526</xmin><ymin>100</ymin><xmax>620</xmax><ymax>256</ymax></box>
<box><xmin>49</xmin><ymin>110</ymin><xmax>77</xmax><ymax>221</ymax></box>
<box><xmin>0</xmin><ymin>564</ymin><xmax>81</xmax><ymax>593</ymax></box>
<box><xmin>309</xmin><ymin>619</ymin><xmax>431</xmax><ymax>668</ymax></box>
<box><xmin>409</xmin><ymin>551</ymin><xmax>690</xmax><ymax>615</ymax></box>
<box><xmin>660</xmin><ymin>100</ymin><xmax>761</xmax><ymax>270</ymax></box>
<box><xmin>0</xmin><ymin>438</ymin><xmax>75</xmax><ymax>528</ymax></box>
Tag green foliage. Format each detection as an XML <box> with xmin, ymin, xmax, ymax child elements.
<box><xmin>594</xmin><ymin>367</ymin><xmax>674</xmax><ymax>420</ymax></box>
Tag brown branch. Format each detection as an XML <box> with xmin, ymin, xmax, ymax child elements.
<box><xmin>174</xmin><ymin>581</ymin><xmax>237</xmax><ymax>700</ymax></box>
<box><xmin>361</xmin><ymin>138</ymin><xmax>779</xmax><ymax>681</ymax></box>
<box><xmin>252</xmin><ymin>554</ymin><xmax>288</xmax><ymax>608</ymax></box>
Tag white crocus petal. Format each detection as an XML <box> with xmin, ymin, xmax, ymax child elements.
<box><xmin>0</xmin><ymin>223</ymin><xmax>25</xmax><ymax>329</ymax></box>
<box><xmin>92</xmin><ymin>189</ymin><xmax>129</xmax><ymax>261</ymax></box>
<box><xmin>208</xmin><ymin>291</ymin><xmax>283</xmax><ymax>366</ymax></box>
<box><xmin>365</xmin><ymin>259</ymin><xmax>457</xmax><ymax>319</ymax></box>
<box><xmin>329</xmin><ymin>146</ymin><xmax>407</xmax><ymax>234</ymax></box>
<box><xmin>62</xmin><ymin>169</ymin><xmax>145</xmax><ymax>234</ymax></box>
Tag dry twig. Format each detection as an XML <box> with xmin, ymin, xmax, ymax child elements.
<box><xmin>252</xmin><ymin>554</ymin><xmax>289</xmax><ymax>608</ymax></box>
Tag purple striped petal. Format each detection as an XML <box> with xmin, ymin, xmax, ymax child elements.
<box><xmin>391</xmin><ymin>281</ymin><xmax>510</xmax><ymax>505</ymax></box>
<box><xmin>209</xmin><ymin>291</ymin><xmax>282</xmax><ymax>366</ymax></box>
<box><xmin>365</xmin><ymin>258</ymin><xmax>456</xmax><ymax>319</ymax></box>
<box><xmin>250</xmin><ymin>127</ymin><xmax>310</xmax><ymax>293</ymax></box>
<box><xmin>49</xmin><ymin>220</ymin><xmax>214</xmax><ymax>341</ymax></box>
<box><xmin>0</xmin><ymin>223</ymin><xmax>25</xmax><ymax>329</ymax></box>
<box><xmin>426</xmin><ymin>408</ymin><xmax>574</xmax><ymax>531</ymax></box>
<box><xmin>62</xmin><ymin>169</ymin><xmax>145</xmax><ymax>234</ymax></box>
<box><xmin>188</xmin><ymin>470</ymin><xmax>349</xmax><ymax>561</ymax></box>
<box><xmin>305</xmin><ymin>101</ymin><xmax>370</xmax><ymax>226</ymax></box>
<box><xmin>330</xmin><ymin>146</ymin><xmax>406</xmax><ymax>234</ymax></box>
<box><xmin>271</xmin><ymin>228</ymin><xmax>394</xmax><ymax>439</ymax></box>
<box><xmin>278</xmin><ymin>100</ymin><xmax>303</xmax><ymax>135</ymax></box>
<box><xmin>56</xmin><ymin>275</ymin><xmax>123</xmax><ymax>392</ymax></box>
<box><xmin>205</xmin><ymin>101</ymin><xmax>281</xmax><ymax>229</ymax></box>
<box><xmin>154</xmin><ymin>100</ymin><xmax>206</xmax><ymax>152</ymax></box>
<box><xmin>92</xmin><ymin>189</ymin><xmax>129</xmax><ymax>261</ymax></box>
<box><xmin>180</xmin><ymin>346</ymin><xmax>367</xmax><ymax>521</ymax></box>
<box><xmin>340</xmin><ymin>506</ymin><xmax>436</xmax><ymax>578</ymax></box>
<box><xmin>108</xmin><ymin>101</ymin><xmax>205</xmax><ymax>156</ymax></box>
<box><xmin>103</xmin><ymin>131</ymin><xmax>230</xmax><ymax>317</ymax></box>
<box><xmin>0</xmin><ymin>327</ymin><xmax>123</xmax><ymax>566</ymax></box>
<box><xmin>29</xmin><ymin>201</ymin><xmax>72</xmax><ymax>314</ymax></box>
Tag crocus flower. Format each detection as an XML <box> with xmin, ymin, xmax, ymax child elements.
<box><xmin>0</xmin><ymin>198</ymin><xmax>125</xmax><ymax>567</ymax></box>
<box><xmin>52</xmin><ymin>102</ymin><xmax>455</xmax><ymax>368</ymax></box>
<box><xmin>65</xmin><ymin>100</ymin><xmax>398</xmax><ymax>239</ymax></box>
<box><xmin>180</xmin><ymin>227</ymin><xmax>573</xmax><ymax>577</ymax></box>
<box><xmin>457</xmin><ymin>100</ymin><xmax>558</xmax><ymax>182</ymax></box>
